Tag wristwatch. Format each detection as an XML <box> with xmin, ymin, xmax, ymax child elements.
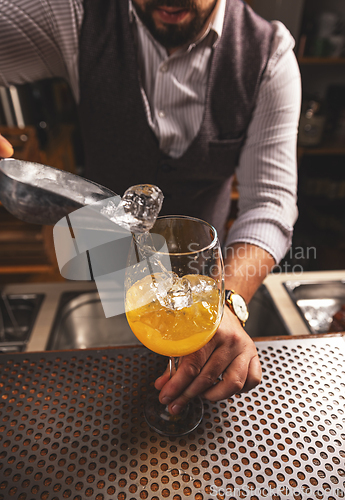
<box><xmin>225</xmin><ymin>289</ymin><xmax>249</xmax><ymax>327</ymax></box>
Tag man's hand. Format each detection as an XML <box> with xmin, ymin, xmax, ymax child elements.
<box><xmin>155</xmin><ymin>242</ymin><xmax>276</xmax><ymax>414</ymax></box>
<box><xmin>0</xmin><ymin>134</ymin><xmax>14</xmax><ymax>157</ymax></box>
<box><xmin>154</xmin><ymin>306</ymin><xmax>262</xmax><ymax>415</ymax></box>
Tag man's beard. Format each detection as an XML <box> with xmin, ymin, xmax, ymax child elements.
<box><xmin>132</xmin><ymin>0</ymin><xmax>217</xmax><ymax>50</ymax></box>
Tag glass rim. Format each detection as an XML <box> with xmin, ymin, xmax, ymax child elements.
<box><xmin>149</xmin><ymin>214</ymin><xmax>219</xmax><ymax>256</ymax></box>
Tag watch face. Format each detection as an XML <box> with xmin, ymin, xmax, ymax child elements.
<box><xmin>231</xmin><ymin>294</ymin><xmax>249</xmax><ymax>323</ymax></box>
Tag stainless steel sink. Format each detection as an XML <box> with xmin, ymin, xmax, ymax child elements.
<box><xmin>46</xmin><ymin>285</ymin><xmax>289</xmax><ymax>351</ymax></box>
<box><xmin>3</xmin><ymin>272</ymin><xmax>343</xmax><ymax>353</ymax></box>
<box><xmin>47</xmin><ymin>291</ymin><xmax>138</xmax><ymax>350</ymax></box>
<box><xmin>284</xmin><ymin>279</ymin><xmax>345</xmax><ymax>334</ymax></box>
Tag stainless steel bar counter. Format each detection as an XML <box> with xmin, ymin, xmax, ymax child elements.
<box><xmin>1</xmin><ymin>334</ymin><xmax>345</xmax><ymax>500</ymax></box>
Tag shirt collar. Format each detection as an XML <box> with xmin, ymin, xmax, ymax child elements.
<box><xmin>128</xmin><ymin>0</ymin><xmax>226</xmax><ymax>49</ymax></box>
<box><xmin>207</xmin><ymin>0</ymin><xmax>226</xmax><ymax>46</ymax></box>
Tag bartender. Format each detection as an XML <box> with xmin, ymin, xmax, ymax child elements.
<box><xmin>0</xmin><ymin>0</ymin><xmax>301</xmax><ymax>415</ymax></box>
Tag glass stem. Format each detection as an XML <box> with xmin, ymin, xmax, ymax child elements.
<box><xmin>169</xmin><ymin>356</ymin><xmax>179</xmax><ymax>380</ymax></box>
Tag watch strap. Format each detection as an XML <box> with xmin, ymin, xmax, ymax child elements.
<box><xmin>225</xmin><ymin>289</ymin><xmax>235</xmax><ymax>302</ymax></box>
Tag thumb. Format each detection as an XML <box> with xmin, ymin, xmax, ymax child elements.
<box><xmin>0</xmin><ymin>134</ymin><xmax>14</xmax><ymax>157</ymax></box>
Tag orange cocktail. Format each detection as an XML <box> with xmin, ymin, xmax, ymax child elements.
<box><xmin>126</xmin><ymin>274</ymin><xmax>222</xmax><ymax>356</ymax></box>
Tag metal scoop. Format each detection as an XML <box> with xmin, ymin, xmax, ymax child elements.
<box><xmin>0</xmin><ymin>158</ymin><xmax>116</xmax><ymax>225</ymax></box>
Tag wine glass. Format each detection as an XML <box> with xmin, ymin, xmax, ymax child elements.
<box><xmin>125</xmin><ymin>215</ymin><xmax>224</xmax><ymax>436</ymax></box>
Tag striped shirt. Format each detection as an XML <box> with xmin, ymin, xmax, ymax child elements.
<box><xmin>0</xmin><ymin>0</ymin><xmax>301</xmax><ymax>263</ymax></box>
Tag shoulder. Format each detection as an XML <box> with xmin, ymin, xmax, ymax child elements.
<box><xmin>264</xmin><ymin>21</ymin><xmax>299</xmax><ymax>80</ymax></box>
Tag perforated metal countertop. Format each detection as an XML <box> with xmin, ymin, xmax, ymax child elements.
<box><xmin>0</xmin><ymin>335</ymin><xmax>345</xmax><ymax>500</ymax></box>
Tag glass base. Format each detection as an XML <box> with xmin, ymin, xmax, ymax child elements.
<box><xmin>144</xmin><ymin>391</ymin><xmax>204</xmax><ymax>437</ymax></box>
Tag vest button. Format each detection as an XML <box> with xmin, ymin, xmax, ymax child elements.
<box><xmin>161</xmin><ymin>163</ymin><xmax>172</xmax><ymax>173</ymax></box>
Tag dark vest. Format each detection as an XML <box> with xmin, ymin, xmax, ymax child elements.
<box><xmin>78</xmin><ymin>0</ymin><xmax>274</xmax><ymax>242</ymax></box>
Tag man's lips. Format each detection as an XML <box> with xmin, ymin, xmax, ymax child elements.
<box><xmin>155</xmin><ymin>6</ymin><xmax>190</xmax><ymax>23</ymax></box>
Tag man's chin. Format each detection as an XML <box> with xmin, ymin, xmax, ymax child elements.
<box><xmin>146</xmin><ymin>17</ymin><xmax>200</xmax><ymax>49</ymax></box>
<box><xmin>149</xmin><ymin>30</ymin><xmax>193</xmax><ymax>50</ymax></box>
<box><xmin>134</xmin><ymin>3</ymin><xmax>203</xmax><ymax>50</ymax></box>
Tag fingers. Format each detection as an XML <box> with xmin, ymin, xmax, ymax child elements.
<box><xmin>166</xmin><ymin>349</ymin><xmax>260</xmax><ymax>414</ymax></box>
<box><xmin>155</xmin><ymin>357</ymin><xmax>182</xmax><ymax>391</ymax></box>
<box><xmin>156</xmin><ymin>348</ymin><xmax>211</xmax><ymax>403</ymax></box>
<box><xmin>202</xmin><ymin>352</ymin><xmax>261</xmax><ymax>401</ymax></box>
<box><xmin>154</xmin><ymin>308</ymin><xmax>262</xmax><ymax>414</ymax></box>
<box><xmin>156</xmin><ymin>338</ymin><xmax>234</xmax><ymax>413</ymax></box>
<box><xmin>154</xmin><ymin>364</ymin><xmax>171</xmax><ymax>391</ymax></box>
<box><xmin>161</xmin><ymin>350</ymin><xmax>222</xmax><ymax>413</ymax></box>
<box><xmin>0</xmin><ymin>134</ymin><xmax>14</xmax><ymax>157</ymax></box>
<box><xmin>241</xmin><ymin>355</ymin><xmax>262</xmax><ymax>392</ymax></box>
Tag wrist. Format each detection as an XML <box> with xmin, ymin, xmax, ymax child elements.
<box><xmin>225</xmin><ymin>289</ymin><xmax>249</xmax><ymax>327</ymax></box>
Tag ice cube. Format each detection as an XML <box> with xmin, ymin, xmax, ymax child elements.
<box><xmin>184</xmin><ymin>274</ymin><xmax>219</xmax><ymax>305</ymax></box>
<box><xmin>110</xmin><ymin>184</ymin><xmax>164</xmax><ymax>233</ymax></box>
<box><xmin>185</xmin><ymin>275</ymin><xmax>217</xmax><ymax>294</ymax></box>
<box><xmin>154</xmin><ymin>272</ymin><xmax>177</xmax><ymax>302</ymax></box>
<box><xmin>158</xmin><ymin>276</ymin><xmax>193</xmax><ymax>310</ymax></box>
<box><xmin>126</xmin><ymin>272</ymin><xmax>176</xmax><ymax>311</ymax></box>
